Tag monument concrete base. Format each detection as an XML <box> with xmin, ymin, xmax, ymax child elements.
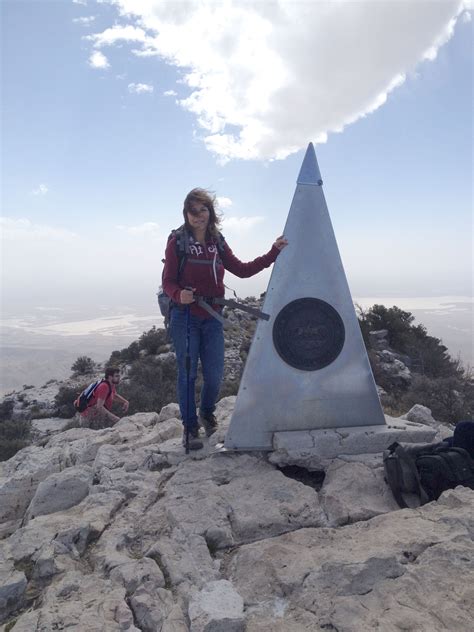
<box><xmin>268</xmin><ymin>415</ymin><xmax>439</xmax><ymax>471</ymax></box>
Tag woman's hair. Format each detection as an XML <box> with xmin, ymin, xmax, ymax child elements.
<box><xmin>183</xmin><ymin>188</ymin><xmax>221</xmax><ymax>238</ymax></box>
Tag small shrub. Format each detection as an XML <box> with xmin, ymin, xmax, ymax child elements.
<box><xmin>0</xmin><ymin>419</ymin><xmax>31</xmax><ymax>461</ymax></box>
<box><xmin>0</xmin><ymin>399</ymin><xmax>14</xmax><ymax>421</ymax></box>
<box><xmin>139</xmin><ymin>326</ymin><xmax>168</xmax><ymax>355</ymax></box>
<box><xmin>55</xmin><ymin>383</ymin><xmax>88</xmax><ymax>418</ymax></box>
<box><xmin>219</xmin><ymin>379</ymin><xmax>240</xmax><ymax>399</ymax></box>
<box><xmin>23</xmin><ymin>384</ymin><xmax>35</xmax><ymax>390</ymax></box>
<box><xmin>108</xmin><ymin>341</ymin><xmax>140</xmax><ymax>365</ymax></box>
<box><xmin>71</xmin><ymin>356</ymin><xmax>96</xmax><ymax>375</ymax></box>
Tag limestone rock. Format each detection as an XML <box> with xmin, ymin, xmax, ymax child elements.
<box><xmin>368</xmin><ymin>329</ymin><xmax>388</xmax><ymax>350</ymax></box>
<box><xmin>129</xmin><ymin>585</ymin><xmax>177</xmax><ymax>632</ymax></box>
<box><xmin>146</xmin><ymin>530</ymin><xmax>219</xmax><ymax>591</ymax></box>
<box><xmin>163</xmin><ymin>454</ymin><xmax>326</xmax><ymax>548</ymax></box>
<box><xmin>1</xmin><ymin>393</ymin><xmax>472</xmax><ymax>632</ymax></box>
<box><xmin>319</xmin><ymin>459</ymin><xmax>399</xmax><ymax>526</ymax></box>
<box><xmin>0</xmin><ymin>568</ymin><xmax>27</xmax><ymax>622</ymax></box>
<box><xmin>110</xmin><ymin>558</ymin><xmax>166</xmax><ymax>596</ymax></box>
<box><xmin>228</xmin><ymin>487</ymin><xmax>474</xmax><ymax>631</ymax></box>
<box><xmin>189</xmin><ymin>580</ymin><xmax>245</xmax><ymax>632</ymax></box>
<box><xmin>25</xmin><ymin>464</ymin><xmax>93</xmax><ymax>521</ymax></box>
<box><xmin>269</xmin><ymin>417</ymin><xmax>437</xmax><ymax>471</ymax></box>
<box><xmin>116</xmin><ymin>411</ymin><xmax>160</xmax><ymax>427</ymax></box>
<box><xmin>377</xmin><ymin>349</ymin><xmax>412</xmax><ymax>386</ymax></box>
<box><xmin>30</xmin><ymin>416</ymin><xmax>73</xmax><ymax>439</ymax></box>
<box><xmin>403</xmin><ymin>403</ymin><xmax>436</xmax><ymax>426</ymax></box>
<box><xmin>401</xmin><ymin>404</ymin><xmax>454</xmax><ymax>441</ymax></box>
<box><xmin>159</xmin><ymin>402</ymin><xmax>181</xmax><ymax>422</ymax></box>
<box><xmin>11</xmin><ymin>570</ymin><xmax>141</xmax><ymax>631</ymax></box>
<box><xmin>0</xmin><ymin>445</ymin><xmax>67</xmax><ymax>524</ymax></box>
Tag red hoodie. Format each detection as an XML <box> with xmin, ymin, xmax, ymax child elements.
<box><xmin>162</xmin><ymin>234</ymin><xmax>279</xmax><ymax>319</ymax></box>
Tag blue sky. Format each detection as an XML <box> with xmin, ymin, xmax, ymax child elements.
<box><xmin>1</xmin><ymin>0</ymin><xmax>472</xmax><ymax>315</ymax></box>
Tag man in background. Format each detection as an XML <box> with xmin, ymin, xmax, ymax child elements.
<box><xmin>81</xmin><ymin>367</ymin><xmax>129</xmax><ymax>429</ymax></box>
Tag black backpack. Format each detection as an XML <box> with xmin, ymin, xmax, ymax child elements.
<box><xmin>73</xmin><ymin>379</ymin><xmax>112</xmax><ymax>413</ymax></box>
<box><xmin>157</xmin><ymin>226</ymin><xmax>226</xmax><ymax>329</ymax></box>
<box><xmin>383</xmin><ymin>441</ymin><xmax>474</xmax><ymax>508</ymax></box>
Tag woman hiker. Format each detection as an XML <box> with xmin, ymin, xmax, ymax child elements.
<box><xmin>162</xmin><ymin>188</ymin><xmax>288</xmax><ymax>450</ymax></box>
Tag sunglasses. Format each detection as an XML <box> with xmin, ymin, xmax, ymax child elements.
<box><xmin>188</xmin><ymin>206</ymin><xmax>209</xmax><ymax>217</ymax></box>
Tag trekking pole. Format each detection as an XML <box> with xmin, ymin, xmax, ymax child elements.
<box><xmin>185</xmin><ymin>303</ymin><xmax>191</xmax><ymax>454</ymax></box>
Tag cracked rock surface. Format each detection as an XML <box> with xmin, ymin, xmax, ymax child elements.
<box><xmin>1</xmin><ymin>400</ymin><xmax>473</xmax><ymax>631</ymax></box>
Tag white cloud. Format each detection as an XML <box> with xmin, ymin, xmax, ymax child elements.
<box><xmin>89</xmin><ymin>50</ymin><xmax>110</xmax><ymax>69</ymax></box>
<box><xmin>32</xmin><ymin>184</ymin><xmax>48</xmax><ymax>195</ymax></box>
<box><xmin>116</xmin><ymin>222</ymin><xmax>160</xmax><ymax>237</ymax></box>
<box><xmin>73</xmin><ymin>16</ymin><xmax>96</xmax><ymax>26</ymax></box>
<box><xmin>221</xmin><ymin>216</ymin><xmax>264</xmax><ymax>233</ymax></box>
<box><xmin>216</xmin><ymin>196</ymin><xmax>233</xmax><ymax>209</ymax></box>
<box><xmin>163</xmin><ymin>89</ymin><xmax>177</xmax><ymax>97</ymax></box>
<box><xmin>85</xmin><ymin>24</ymin><xmax>152</xmax><ymax>48</ymax></box>
<box><xmin>0</xmin><ymin>217</ymin><xmax>78</xmax><ymax>241</ymax></box>
<box><xmin>88</xmin><ymin>0</ymin><xmax>469</xmax><ymax>161</ymax></box>
<box><xmin>128</xmin><ymin>82</ymin><xmax>154</xmax><ymax>94</ymax></box>
<box><xmin>72</xmin><ymin>0</ymin><xmax>87</xmax><ymax>5</ymax></box>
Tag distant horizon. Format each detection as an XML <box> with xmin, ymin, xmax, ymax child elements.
<box><xmin>1</xmin><ymin>293</ymin><xmax>472</xmax><ymax>397</ymax></box>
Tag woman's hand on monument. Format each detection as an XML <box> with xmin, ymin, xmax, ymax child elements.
<box><xmin>273</xmin><ymin>236</ymin><xmax>288</xmax><ymax>251</ymax></box>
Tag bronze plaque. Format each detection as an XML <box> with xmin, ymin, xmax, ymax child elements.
<box><xmin>273</xmin><ymin>298</ymin><xmax>345</xmax><ymax>370</ymax></box>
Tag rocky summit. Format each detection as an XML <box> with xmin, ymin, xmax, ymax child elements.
<box><xmin>1</xmin><ymin>397</ymin><xmax>473</xmax><ymax>631</ymax></box>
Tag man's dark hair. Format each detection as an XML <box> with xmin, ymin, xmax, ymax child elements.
<box><xmin>105</xmin><ymin>367</ymin><xmax>120</xmax><ymax>379</ymax></box>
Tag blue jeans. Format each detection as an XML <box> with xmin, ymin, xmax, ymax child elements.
<box><xmin>170</xmin><ymin>307</ymin><xmax>224</xmax><ymax>431</ymax></box>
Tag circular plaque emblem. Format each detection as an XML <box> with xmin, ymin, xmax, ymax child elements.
<box><xmin>273</xmin><ymin>298</ymin><xmax>345</xmax><ymax>371</ymax></box>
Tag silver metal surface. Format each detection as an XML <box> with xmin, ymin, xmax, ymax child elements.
<box><xmin>225</xmin><ymin>143</ymin><xmax>385</xmax><ymax>451</ymax></box>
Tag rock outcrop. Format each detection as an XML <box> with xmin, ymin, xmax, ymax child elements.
<box><xmin>1</xmin><ymin>398</ymin><xmax>472</xmax><ymax>631</ymax></box>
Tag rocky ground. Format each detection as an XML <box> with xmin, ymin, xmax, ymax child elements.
<box><xmin>1</xmin><ymin>398</ymin><xmax>473</xmax><ymax>631</ymax></box>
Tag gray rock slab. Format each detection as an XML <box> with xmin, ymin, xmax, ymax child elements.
<box><xmin>0</xmin><ymin>446</ymin><xmax>68</xmax><ymax>524</ymax></box>
<box><xmin>63</xmin><ymin>430</ymin><xmax>120</xmax><ymax>465</ymax></box>
<box><xmin>227</xmin><ymin>487</ymin><xmax>474</xmax><ymax>631</ymax></box>
<box><xmin>146</xmin><ymin>530</ymin><xmax>219</xmax><ymax>590</ymax></box>
<box><xmin>402</xmin><ymin>404</ymin><xmax>454</xmax><ymax>441</ymax></box>
<box><xmin>0</xmin><ymin>568</ymin><xmax>27</xmax><ymax>623</ymax></box>
<box><xmin>25</xmin><ymin>465</ymin><xmax>93</xmax><ymax>521</ymax></box>
<box><xmin>129</xmin><ymin>584</ymin><xmax>177</xmax><ymax>632</ymax></box>
<box><xmin>118</xmin><ymin>411</ymin><xmax>160</xmax><ymax>427</ymax></box>
<box><xmin>189</xmin><ymin>580</ymin><xmax>245</xmax><ymax>632</ymax></box>
<box><xmin>158</xmin><ymin>403</ymin><xmax>181</xmax><ymax>422</ymax></box>
<box><xmin>319</xmin><ymin>459</ymin><xmax>400</xmax><ymax>526</ymax></box>
<box><xmin>7</xmin><ymin>491</ymin><xmax>125</xmax><ymax>569</ymax></box>
<box><xmin>30</xmin><ymin>416</ymin><xmax>72</xmax><ymax>438</ymax></box>
<box><xmin>16</xmin><ymin>570</ymin><xmax>141</xmax><ymax>632</ymax></box>
<box><xmin>110</xmin><ymin>558</ymin><xmax>165</xmax><ymax>596</ymax></box>
<box><xmin>163</xmin><ymin>455</ymin><xmax>326</xmax><ymax>548</ymax></box>
<box><xmin>270</xmin><ymin>416</ymin><xmax>437</xmax><ymax>470</ymax></box>
<box><xmin>134</xmin><ymin>418</ymin><xmax>182</xmax><ymax>448</ymax></box>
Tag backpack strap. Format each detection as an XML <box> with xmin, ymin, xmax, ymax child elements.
<box><xmin>385</xmin><ymin>441</ymin><xmax>430</xmax><ymax>508</ymax></box>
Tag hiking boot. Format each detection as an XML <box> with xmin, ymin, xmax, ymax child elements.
<box><xmin>182</xmin><ymin>426</ymin><xmax>203</xmax><ymax>451</ymax></box>
<box><xmin>199</xmin><ymin>412</ymin><xmax>218</xmax><ymax>437</ymax></box>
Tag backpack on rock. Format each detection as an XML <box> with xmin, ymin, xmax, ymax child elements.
<box><xmin>383</xmin><ymin>441</ymin><xmax>474</xmax><ymax>508</ymax></box>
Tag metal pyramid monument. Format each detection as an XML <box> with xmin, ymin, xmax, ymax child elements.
<box><xmin>225</xmin><ymin>143</ymin><xmax>385</xmax><ymax>450</ymax></box>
